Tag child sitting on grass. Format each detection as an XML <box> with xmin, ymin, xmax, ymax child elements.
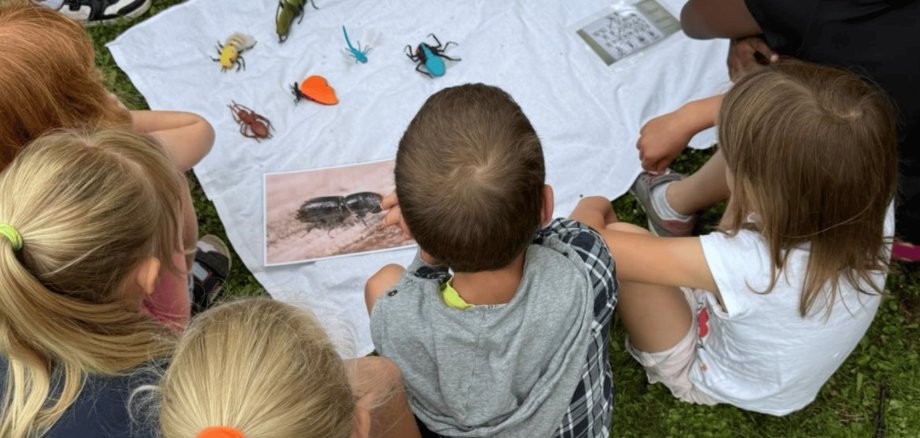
<box><xmin>573</xmin><ymin>60</ymin><xmax>896</xmax><ymax>415</ymax></box>
<box><xmin>0</xmin><ymin>129</ymin><xmax>187</xmax><ymax>437</ymax></box>
<box><xmin>0</xmin><ymin>3</ymin><xmax>224</xmax><ymax>327</ymax></box>
<box><xmin>155</xmin><ymin>299</ymin><xmax>420</xmax><ymax>438</ymax></box>
<box><xmin>365</xmin><ymin>84</ymin><xmax>618</xmax><ymax>437</ymax></box>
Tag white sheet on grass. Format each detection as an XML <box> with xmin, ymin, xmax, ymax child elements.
<box><xmin>109</xmin><ymin>0</ymin><xmax>728</xmax><ymax>357</ymax></box>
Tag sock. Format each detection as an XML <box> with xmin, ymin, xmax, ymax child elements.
<box><xmin>651</xmin><ymin>182</ymin><xmax>692</xmax><ymax>222</ymax></box>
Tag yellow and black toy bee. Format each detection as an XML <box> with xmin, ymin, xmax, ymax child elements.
<box><xmin>211</xmin><ymin>33</ymin><xmax>257</xmax><ymax>72</ymax></box>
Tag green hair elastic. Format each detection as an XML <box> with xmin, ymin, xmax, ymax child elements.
<box><xmin>0</xmin><ymin>224</ymin><xmax>23</xmax><ymax>251</ymax></box>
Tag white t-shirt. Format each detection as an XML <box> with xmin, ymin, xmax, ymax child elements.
<box><xmin>689</xmin><ymin>209</ymin><xmax>893</xmax><ymax>415</ymax></box>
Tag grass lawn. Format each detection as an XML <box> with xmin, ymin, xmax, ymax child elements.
<box><xmin>89</xmin><ymin>3</ymin><xmax>919</xmax><ymax>436</ymax></box>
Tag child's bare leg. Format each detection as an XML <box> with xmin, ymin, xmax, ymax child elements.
<box><xmin>345</xmin><ymin>356</ymin><xmax>421</xmax><ymax>438</ymax></box>
<box><xmin>666</xmin><ymin>149</ymin><xmax>731</xmax><ymax>216</ymax></box>
<box><xmin>365</xmin><ymin>264</ymin><xmax>405</xmax><ymax>314</ymax></box>
<box><xmin>609</xmin><ymin>222</ymin><xmax>692</xmax><ymax>352</ymax></box>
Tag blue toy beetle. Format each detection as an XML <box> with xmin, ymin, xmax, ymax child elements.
<box><xmin>405</xmin><ymin>33</ymin><xmax>460</xmax><ymax>78</ymax></box>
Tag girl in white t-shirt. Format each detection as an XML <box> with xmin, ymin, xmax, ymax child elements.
<box><xmin>571</xmin><ymin>59</ymin><xmax>897</xmax><ymax>415</ymax></box>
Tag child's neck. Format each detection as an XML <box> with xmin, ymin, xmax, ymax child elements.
<box><xmin>451</xmin><ymin>253</ymin><xmax>526</xmax><ymax>306</ymax></box>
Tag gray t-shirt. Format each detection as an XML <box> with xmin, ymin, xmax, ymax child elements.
<box><xmin>371</xmin><ymin>219</ymin><xmax>617</xmax><ymax>437</ymax></box>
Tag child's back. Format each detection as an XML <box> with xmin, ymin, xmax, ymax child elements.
<box><xmin>691</xmin><ymin>213</ymin><xmax>890</xmax><ymax>413</ymax></box>
<box><xmin>0</xmin><ymin>129</ymin><xmax>184</xmax><ymax>437</ymax></box>
<box><xmin>367</xmin><ymin>84</ymin><xmax>617</xmax><ymax>437</ymax></box>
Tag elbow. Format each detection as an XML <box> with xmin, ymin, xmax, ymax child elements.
<box><xmin>680</xmin><ymin>5</ymin><xmax>710</xmax><ymax>39</ymax></box>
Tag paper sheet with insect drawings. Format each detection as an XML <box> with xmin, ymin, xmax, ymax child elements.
<box><xmin>576</xmin><ymin>0</ymin><xmax>682</xmax><ymax>65</ymax></box>
<box><xmin>108</xmin><ymin>0</ymin><xmax>728</xmax><ymax>357</ymax></box>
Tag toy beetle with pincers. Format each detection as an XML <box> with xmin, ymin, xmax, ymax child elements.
<box><xmin>405</xmin><ymin>33</ymin><xmax>461</xmax><ymax>78</ymax></box>
<box><xmin>276</xmin><ymin>0</ymin><xmax>318</xmax><ymax>43</ymax></box>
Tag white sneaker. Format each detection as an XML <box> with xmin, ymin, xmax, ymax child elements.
<box><xmin>51</xmin><ymin>0</ymin><xmax>152</xmax><ymax>26</ymax></box>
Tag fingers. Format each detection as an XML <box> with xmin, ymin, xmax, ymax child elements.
<box><xmin>749</xmin><ymin>38</ymin><xmax>778</xmax><ymax>63</ymax></box>
<box><xmin>380</xmin><ymin>191</ymin><xmax>398</xmax><ymax>210</ymax></box>
<box><xmin>383</xmin><ymin>205</ymin><xmax>411</xmax><ymax>239</ymax></box>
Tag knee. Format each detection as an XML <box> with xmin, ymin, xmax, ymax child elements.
<box><xmin>607</xmin><ymin>222</ymin><xmax>652</xmax><ymax>235</ymax></box>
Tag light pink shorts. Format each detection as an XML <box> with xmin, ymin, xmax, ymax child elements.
<box><xmin>625</xmin><ymin>287</ymin><xmax>719</xmax><ymax>405</ymax></box>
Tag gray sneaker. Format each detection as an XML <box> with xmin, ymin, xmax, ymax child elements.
<box><xmin>629</xmin><ymin>171</ymin><xmax>697</xmax><ymax>237</ymax></box>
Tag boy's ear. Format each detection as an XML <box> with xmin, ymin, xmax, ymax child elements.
<box><xmin>541</xmin><ymin>185</ymin><xmax>555</xmax><ymax>226</ymax></box>
<box><xmin>133</xmin><ymin>257</ymin><xmax>161</xmax><ymax>297</ymax></box>
<box><xmin>351</xmin><ymin>403</ymin><xmax>371</xmax><ymax>438</ymax></box>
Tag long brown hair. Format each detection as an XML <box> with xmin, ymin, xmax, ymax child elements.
<box><xmin>0</xmin><ymin>3</ymin><xmax>131</xmax><ymax>169</ymax></box>
<box><xmin>0</xmin><ymin>129</ymin><xmax>183</xmax><ymax>437</ymax></box>
<box><xmin>719</xmin><ymin>59</ymin><xmax>898</xmax><ymax>317</ymax></box>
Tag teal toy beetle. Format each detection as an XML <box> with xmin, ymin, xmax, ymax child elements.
<box><xmin>405</xmin><ymin>34</ymin><xmax>460</xmax><ymax>78</ymax></box>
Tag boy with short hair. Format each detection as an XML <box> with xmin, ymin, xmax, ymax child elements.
<box><xmin>366</xmin><ymin>83</ymin><xmax>618</xmax><ymax>437</ymax></box>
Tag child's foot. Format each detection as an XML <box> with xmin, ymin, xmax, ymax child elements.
<box><xmin>34</xmin><ymin>0</ymin><xmax>152</xmax><ymax>26</ymax></box>
<box><xmin>192</xmin><ymin>235</ymin><xmax>232</xmax><ymax>314</ymax></box>
<box><xmin>629</xmin><ymin>171</ymin><xmax>697</xmax><ymax>237</ymax></box>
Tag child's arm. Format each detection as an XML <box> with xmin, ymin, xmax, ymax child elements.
<box><xmin>570</xmin><ymin>196</ymin><xmax>719</xmax><ymax>294</ymax></box>
<box><xmin>679</xmin><ymin>0</ymin><xmax>762</xmax><ymax>40</ymax></box>
<box><xmin>637</xmin><ymin>94</ymin><xmax>723</xmax><ymax>173</ymax></box>
<box><xmin>131</xmin><ymin>111</ymin><xmax>215</xmax><ymax>172</ymax></box>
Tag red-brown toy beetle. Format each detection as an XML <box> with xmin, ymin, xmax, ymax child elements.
<box><xmin>228</xmin><ymin>101</ymin><xmax>273</xmax><ymax>141</ymax></box>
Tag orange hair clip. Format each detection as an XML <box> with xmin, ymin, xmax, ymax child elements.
<box><xmin>197</xmin><ymin>427</ymin><xmax>245</xmax><ymax>438</ymax></box>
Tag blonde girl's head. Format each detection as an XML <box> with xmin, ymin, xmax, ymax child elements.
<box><xmin>0</xmin><ymin>129</ymin><xmax>184</xmax><ymax>437</ymax></box>
<box><xmin>159</xmin><ymin>299</ymin><xmax>367</xmax><ymax>438</ymax></box>
<box><xmin>718</xmin><ymin>59</ymin><xmax>898</xmax><ymax>316</ymax></box>
<box><xmin>0</xmin><ymin>3</ymin><xmax>131</xmax><ymax>169</ymax></box>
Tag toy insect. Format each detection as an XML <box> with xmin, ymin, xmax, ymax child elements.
<box><xmin>291</xmin><ymin>75</ymin><xmax>338</xmax><ymax>105</ymax></box>
<box><xmin>228</xmin><ymin>101</ymin><xmax>273</xmax><ymax>141</ymax></box>
<box><xmin>405</xmin><ymin>33</ymin><xmax>461</xmax><ymax>78</ymax></box>
<box><xmin>342</xmin><ymin>26</ymin><xmax>369</xmax><ymax>63</ymax></box>
<box><xmin>276</xmin><ymin>0</ymin><xmax>318</xmax><ymax>43</ymax></box>
<box><xmin>296</xmin><ymin>192</ymin><xmax>383</xmax><ymax>231</ymax></box>
<box><xmin>211</xmin><ymin>33</ymin><xmax>256</xmax><ymax>72</ymax></box>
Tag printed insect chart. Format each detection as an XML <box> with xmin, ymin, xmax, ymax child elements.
<box><xmin>576</xmin><ymin>0</ymin><xmax>682</xmax><ymax>65</ymax></box>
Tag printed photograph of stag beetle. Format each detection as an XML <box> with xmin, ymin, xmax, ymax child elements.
<box><xmin>264</xmin><ymin>159</ymin><xmax>414</xmax><ymax>266</ymax></box>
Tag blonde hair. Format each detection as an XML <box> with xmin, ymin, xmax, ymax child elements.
<box><xmin>719</xmin><ymin>59</ymin><xmax>898</xmax><ymax>317</ymax></box>
<box><xmin>0</xmin><ymin>129</ymin><xmax>184</xmax><ymax>437</ymax></box>
<box><xmin>0</xmin><ymin>3</ymin><xmax>132</xmax><ymax>169</ymax></box>
<box><xmin>159</xmin><ymin>299</ymin><xmax>356</xmax><ymax>438</ymax></box>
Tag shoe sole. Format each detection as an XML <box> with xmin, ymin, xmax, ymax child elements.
<box><xmin>82</xmin><ymin>0</ymin><xmax>152</xmax><ymax>27</ymax></box>
<box><xmin>198</xmin><ymin>234</ymin><xmax>232</xmax><ymax>271</ymax></box>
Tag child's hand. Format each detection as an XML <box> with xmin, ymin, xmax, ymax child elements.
<box><xmin>381</xmin><ymin>192</ymin><xmax>410</xmax><ymax>239</ymax></box>
<box><xmin>381</xmin><ymin>192</ymin><xmax>438</xmax><ymax>265</ymax></box>
<box><xmin>637</xmin><ymin>111</ymin><xmax>695</xmax><ymax>173</ymax></box>
<box><xmin>727</xmin><ymin>36</ymin><xmax>778</xmax><ymax>82</ymax></box>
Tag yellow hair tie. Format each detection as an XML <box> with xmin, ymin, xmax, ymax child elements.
<box><xmin>197</xmin><ymin>427</ymin><xmax>245</xmax><ymax>438</ymax></box>
<box><xmin>0</xmin><ymin>224</ymin><xmax>22</xmax><ymax>252</ymax></box>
